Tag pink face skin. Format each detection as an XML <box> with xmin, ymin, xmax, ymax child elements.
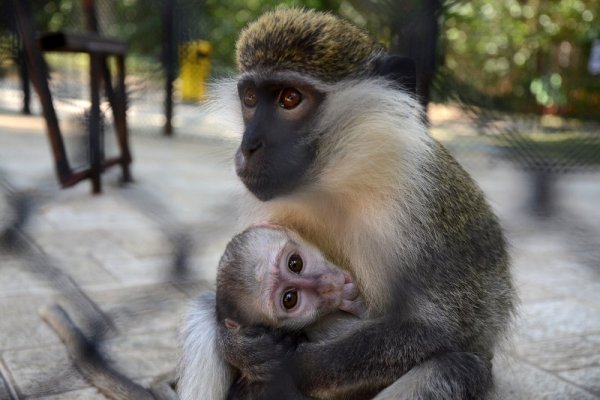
<box><xmin>255</xmin><ymin>227</ymin><xmax>365</xmax><ymax>330</ymax></box>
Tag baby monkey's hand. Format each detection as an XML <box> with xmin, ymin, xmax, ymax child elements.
<box><xmin>338</xmin><ymin>272</ymin><xmax>367</xmax><ymax>318</ymax></box>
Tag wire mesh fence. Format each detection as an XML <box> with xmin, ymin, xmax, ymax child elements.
<box><xmin>0</xmin><ymin>3</ymin><xmax>599</xmax><ymax>398</ymax></box>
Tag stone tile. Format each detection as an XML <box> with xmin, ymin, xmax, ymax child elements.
<box><xmin>549</xmin><ymin>281</ymin><xmax>600</xmax><ymax>309</ymax></box>
<box><xmin>88</xmin><ymin>239</ymin><xmax>139</xmax><ymax>267</ymax></box>
<box><xmin>41</xmin><ymin>205</ymin><xmax>153</xmax><ymax>232</ymax></box>
<box><xmin>187</xmin><ymin>249</ymin><xmax>225</xmax><ymax>283</ymax></box>
<box><xmin>25</xmin><ymin>214</ymin><xmax>60</xmax><ymax>235</ymax></box>
<box><xmin>512</xmin><ymin>335</ymin><xmax>600</xmax><ymax>372</ymax></box>
<box><xmin>511</xmin><ymin>230</ymin><xmax>572</xmax><ymax>257</ymax></box>
<box><xmin>512</xmin><ymin>251</ymin><xmax>593</xmax><ymax>286</ymax></box>
<box><xmin>490</xmin><ymin>354</ymin><xmax>599</xmax><ymax>400</ymax></box>
<box><xmin>101</xmin><ymin>332</ymin><xmax>178</xmax><ymax>380</ymax></box>
<box><xmin>0</xmin><ymin>316</ymin><xmax>60</xmax><ymax>352</ymax></box>
<box><xmin>560</xmin><ymin>174</ymin><xmax>600</xmax><ymax>228</ymax></box>
<box><xmin>514</xmin><ymin>279</ymin><xmax>561</xmax><ymax>303</ymax></box>
<box><xmin>35</xmin><ymin>231</ymin><xmax>139</xmax><ymax>287</ymax></box>
<box><xmin>515</xmin><ymin>299</ymin><xmax>600</xmax><ymax>342</ymax></box>
<box><xmin>32</xmin><ymin>387</ymin><xmax>108</xmax><ymax>399</ymax></box>
<box><xmin>3</xmin><ymin>345</ymin><xmax>89</xmax><ymax>397</ymax></box>
<box><xmin>42</xmin><ymin>253</ymin><xmax>117</xmax><ymax>288</ymax></box>
<box><xmin>0</xmin><ymin>195</ymin><xmax>13</xmax><ymax>233</ymax></box>
<box><xmin>173</xmin><ymin>280</ymin><xmax>214</xmax><ymax>298</ymax></box>
<box><xmin>38</xmin><ymin>193</ymin><xmax>151</xmax><ymax>224</ymax></box>
<box><xmin>0</xmin><ymin>371</ymin><xmax>12</xmax><ymax>400</ymax></box>
<box><xmin>86</xmin><ymin>284</ymin><xmax>188</xmax><ymax>335</ymax></box>
<box><xmin>0</xmin><ymin>258</ymin><xmax>57</xmax><ymax>298</ymax></box>
<box><xmin>0</xmin><ymin>296</ymin><xmax>60</xmax><ymax>351</ymax></box>
<box><xmin>33</xmin><ymin>231</ymin><xmax>110</xmax><ymax>257</ymax></box>
<box><xmin>106</xmin><ymin>229</ymin><xmax>172</xmax><ymax>258</ymax></box>
<box><xmin>558</xmin><ymin>366</ymin><xmax>600</xmax><ymax>397</ymax></box>
<box><xmin>95</xmin><ymin>255</ymin><xmax>174</xmax><ymax>285</ymax></box>
<box><xmin>513</xmin><ymin>255</ymin><xmax>600</xmax><ymax>305</ymax></box>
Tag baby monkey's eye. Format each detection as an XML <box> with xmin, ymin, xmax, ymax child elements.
<box><xmin>282</xmin><ymin>289</ymin><xmax>298</xmax><ymax>310</ymax></box>
<box><xmin>288</xmin><ymin>253</ymin><xmax>303</xmax><ymax>273</ymax></box>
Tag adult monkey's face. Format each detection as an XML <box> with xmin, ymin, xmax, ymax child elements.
<box><xmin>232</xmin><ymin>9</ymin><xmax>384</xmax><ymax>201</ymax></box>
<box><xmin>234</xmin><ymin>73</ymin><xmax>325</xmax><ymax>201</ymax></box>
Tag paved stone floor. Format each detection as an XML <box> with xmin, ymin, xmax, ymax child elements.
<box><xmin>0</xmin><ymin>106</ymin><xmax>599</xmax><ymax>399</ymax></box>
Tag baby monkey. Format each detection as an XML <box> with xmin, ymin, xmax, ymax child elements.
<box><xmin>216</xmin><ymin>224</ymin><xmax>366</xmax><ymax>333</ymax></box>
<box><xmin>214</xmin><ymin>225</ymin><xmax>366</xmax><ymax>399</ymax></box>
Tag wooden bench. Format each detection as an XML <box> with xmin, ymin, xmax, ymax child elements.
<box><xmin>10</xmin><ymin>0</ymin><xmax>133</xmax><ymax>194</ymax></box>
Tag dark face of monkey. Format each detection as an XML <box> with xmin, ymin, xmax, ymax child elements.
<box><xmin>235</xmin><ymin>76</ymin><xmax>325</xmax><ymax>201</ymax></box>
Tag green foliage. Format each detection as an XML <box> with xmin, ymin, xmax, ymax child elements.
<box><xmin>109</xmin><ymin>0</ymin><xmax>164</xmax><ymax>56</ymax></box>
<box><xmin>443</xmin><ymin>0</ymin><xmax>600</xmax><ymax>119</ymax></box>
<box><xmin>9</xmin><ymin>0</ymin><xmax>599</xmax><ymax>119</ymax></box>
<box><xmin>30</xmin><ymin>0</ymin><xmax>83</xmax><ymax>31</ymax></box>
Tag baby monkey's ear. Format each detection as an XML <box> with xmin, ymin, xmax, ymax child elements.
<box><xmin>224</xmin><ymin>318</ymin><xmax>241</xmax><ymax>331</ymax></box>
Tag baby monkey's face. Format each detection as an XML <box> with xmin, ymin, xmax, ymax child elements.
<box><xmin>250</xmin><ymin>226</ymin><xmax>362</xmax><ymax>330</ymax></box>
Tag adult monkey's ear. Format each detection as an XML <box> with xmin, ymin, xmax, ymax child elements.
<box><xmin>372</xmin><ymin>55</ymin><xmax>417</xmax><ymax>95</ymax></box>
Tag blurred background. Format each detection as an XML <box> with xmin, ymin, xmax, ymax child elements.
<box><xmin>0</xmin><ymin>1</ymin><xmax>599</xmax><ymax>399</ymax></box>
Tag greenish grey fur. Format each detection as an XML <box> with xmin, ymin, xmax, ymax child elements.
<box><xmin>236</xmin><ymin>8</ymin><xmax>384</xmax><ymax>82</ymax></box>
<box><xmin>423</xmin><ymin>142</ymin><xmax>514</xmax><ymax>354</ymax></box>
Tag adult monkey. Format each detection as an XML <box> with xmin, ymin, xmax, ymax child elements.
<box><xmin>179</xmin><ymin>8</ymin><xmax>514</xmax><ymax>400</ymax></box>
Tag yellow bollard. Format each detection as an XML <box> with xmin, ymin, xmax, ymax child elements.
<box><xmin>179</xmin><ymin>40</ymin><xmax>211</xmax><ymax>102</ymax></box>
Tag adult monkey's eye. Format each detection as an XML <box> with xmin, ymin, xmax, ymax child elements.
<box><xmin>243</xmin><ymin>87</ymin><xmax>257</xmax><ymax>107</ymax></box>
<box><xmin>288</xmin><ymin>254</ymin><xmax>303</xmax><ymax>273</ymax></box>
<box><xmin>279</xmin><ymin>87</ymin><xmax>301</xmax><ymax>109</ymax></box>
<box><xmin>282</xmin><ymin>289</ymin><xmax>298</xmax><ymax>310</ymax></box>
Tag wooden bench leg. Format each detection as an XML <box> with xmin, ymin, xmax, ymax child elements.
<box><xmin>17</xmin><ymin>47</ymin><xmax>31</xmax><ymax>115</ymax></box>
<box><xmin>89</xmin><ymin>53</ymin><xmax>102</xmax><ymax>194</ymax></box>
<box><xmin>11</xmin><ymin>0</ymin><xmax>73</xmax><ymax>184</ymax></box>
<box><xmin>115</xmin><ymin>55</ymin><xmax>132</xmax><ymax>183</ymax></box>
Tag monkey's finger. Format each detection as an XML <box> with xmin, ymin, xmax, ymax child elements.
<box><xmin>340</xmin><ymin>299</ymin><xmax>367</xmax><ymax>318</ymax></box>
<box><xmin>342</xmin><ymin>282</ymin><xmax>360</xmax><ymax>300</ymax></box>
<box><xmin>343</xmin><ymin>271</ymin><xmax>353</xmax><ymax>284</ymax></box>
